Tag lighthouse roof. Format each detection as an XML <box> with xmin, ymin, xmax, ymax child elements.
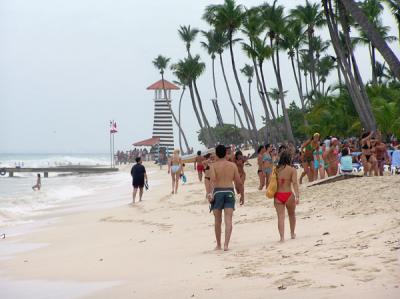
<box><xmin>146</xmin><ymin>79</ymin><xmax>179</xmax><ymax>90</ymax></box>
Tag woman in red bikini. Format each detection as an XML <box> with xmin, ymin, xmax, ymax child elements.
<box><xmin>274</xmin><ymin>151</ymin><xmax>300</xmax><ymax>242</ymax></box>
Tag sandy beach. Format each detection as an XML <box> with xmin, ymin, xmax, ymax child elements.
<box><xmin>1</xmin><ymin>160</ymin><xmax>399</xmax><ymax>299</ymax></box>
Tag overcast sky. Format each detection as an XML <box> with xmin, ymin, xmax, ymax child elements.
<box><xmin>1</xmin><ymin>0</ymin><xmax>399</xmax><ymax>153</ymax></box>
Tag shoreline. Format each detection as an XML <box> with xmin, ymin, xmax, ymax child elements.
<box><xmin>0</xmin><ymin>159</ymin><xmax>399</xmax><ymax>298</ymax></box>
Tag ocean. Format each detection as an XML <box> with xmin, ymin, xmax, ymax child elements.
<box><xmin>0</xmin><ymin>154</ymin><xmax>131</xmax><ymax>229</ymax></box>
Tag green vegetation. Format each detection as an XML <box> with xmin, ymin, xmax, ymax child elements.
<box><xmin>151</xmin><ymin>0</ymin><xmax>400</xmax><ymax>149</ymax></box>
<box><xmin>198</xmin><ymin>124</ymin><xmax>245</xmax><ymax>146</ymax></box>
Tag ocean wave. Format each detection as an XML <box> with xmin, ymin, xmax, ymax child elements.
<box><xmin>0</xmin><ymin>154</ymin><xmax>109</xmax><ymax>168</ymax></box>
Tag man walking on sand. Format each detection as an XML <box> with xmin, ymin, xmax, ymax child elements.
<box><xmin>131</xmin><ymin>157</ymin><xmax>148</xmax><ymax>204</ymax></box>
<box><xmin>208</xmin><ymin>144</ymin><xmax>244</xmax><ymax>251</ymax></box>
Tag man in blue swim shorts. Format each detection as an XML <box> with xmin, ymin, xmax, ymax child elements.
<box><xmin>208</xmin><ymin>144</ymin><xmax>243</xmax><ymax>251</ymax></box>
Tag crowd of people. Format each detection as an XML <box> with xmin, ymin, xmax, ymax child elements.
<box><xmin>115</xmin><ymin>148</ymin><xmax>151</xmax><ymax>165</ymax></box>
<box><xmin>130</xmin><ymin>131</ymin><xmax>400</xmax><ymax>251</ymax></box>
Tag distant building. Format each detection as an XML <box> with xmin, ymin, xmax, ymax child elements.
<box><xmin>146</xmin><ymin>79</ymin><xmax>179</xmax><ymax>155</ymax></box>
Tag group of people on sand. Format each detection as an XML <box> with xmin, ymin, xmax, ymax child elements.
<box><xmin>130</xmin><ymin>130</ymin><xmax>398</xmax><ymax>250</ymax></box>
<box><xmin>297</xmin><ymin>131</ymin><xmax>394</xmax><ymax>182</ymax></box>
<box><xmin>191</xmin><ymin>144</ymin><xmax>298</xmax><ymax>250</ymax></box>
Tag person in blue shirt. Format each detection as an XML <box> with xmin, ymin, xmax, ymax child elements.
<box><xmin>340</xmin><ymin>148</ymin><xmax>353</xmax><ymax>174</ymax></box>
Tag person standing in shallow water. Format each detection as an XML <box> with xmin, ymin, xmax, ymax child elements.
<box><xmin>32</xmin><ymin>173</ymin><xmax>41</xmax><ymax>191</ymax></box>
<box><xmin>273</xmin><ymin>151</ymin><xmax>300</xmax><ymax>242</ymax></box>
<box><xmin>209</xmin><ymin>145</ymin><xmax>243</xmax><ymax>251</ymax></box>
<box><xmin>130</xmin><ymin>157</ymin><xmax>148</xmax><ymax>203</ymax></box>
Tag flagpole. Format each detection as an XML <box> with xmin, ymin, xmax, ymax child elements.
<box><xmin>112</xmin><ymin>132</ymin><xmax>115</xmax><ymax>168</ymax></box>
<box><xmin>109</xmin><ymin>121</ymin><xmax>112</xmax><ymax>168</ymax></box>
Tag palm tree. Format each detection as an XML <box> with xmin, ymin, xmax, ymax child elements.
<box><xmin>240</xmin><ymin>64</ymin><xmax>255</xmax><ymax>122</ymax></box>
<box><xmin>201</xmin><ymin>30</ymin><xmax>219</xmax><ymax>100</ymax></box>
<box><xmin>190</xmin><ymin>55</ymin><xmax>214</xmax><ymax>136</ymax></box>
<box><xmin>322</xmin><ymin>0</ymin><xmax>376</xmax><ymax>130</ymax></box>
<box><xmin>339</xmin><ymin>0</ymin><xmax>400</xmax><ymax>81</ymax></box>
<box><xmin>178</xmin><ymin>25</ymin><xmax>199</xmax><ymax>57</ymax></box>
<box><xmin>374</xmin><ymin>61</ymin><xmax>391</xmax><ymax>84</ymax></box>
<box><xmin>383</xmin><ymin>0</ymin><xmax>400</xmax><ymax>44</ymax></box>
<box><xmin>152</xmin><ymin>55</ymin><xmax>190</xmax><ymax>154</ymax></box>
<box><xmin>290</xmin><ymin>0</ymin><xmax>326</xmax><ymax>94</ymax></box>
<box><xmin>241</xmin><ymin>8</ymin><xmax>276</xmax><ymax>125</ymax></box>
<box><xmin>213</xmin><ymin>29</ymin><xmax>246</xmax><ymax>130</ymax></box>
<box><xmin>354</xmin><ymin>0</ymin><xmax>398</xmax><ymax>84</ymax></box>
<box><xmin>281</xmin><ymin>19</ymin><xmax>307</xmax><ymax>113</ymax></box>
<box><xmin>316</xmin><ymin>55</ymin><xmax>335</xmax><ymax>96</ymax></box>
<box><xmin>268</xmin><ymin>88</ymin><xmax>288</xmax><ymax>117</ymax></box>
<box><xmin>178</xmin><ymin>25</ymin><xmax>215</xmax><ymax>146</ymax></box>
<box><xmin>171</xmin><ymin>59</ymin><xmax>204</xmax><ymax>133</ymax></box>
<box><xmin>201</xmin><ymin>30</ymin><xmax>224</xmax><ymax>125</ymax></box>
<box><xmin>204</xmin><ymin>0</ymin><xmax>259</xmax><ymax>145</ymax></box>
<box><xmin>172</xmin><ymin>78</ymin><xmax>188</xmax><ymax>153</ymax></box>
<box><xmin>261</xmin><ymin>1</ymin><xmax>295</xmax><ymax>143</ymax></box>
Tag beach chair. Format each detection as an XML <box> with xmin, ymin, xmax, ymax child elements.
<box><xmin>391</xmin><ymin>150</ymin><xmax>400</xmax><ymax>175</ymax></box>
<box><xmin>352</xmin><ymin>163</ymin><xmax>362</xmax><ymax>173</ymax></box>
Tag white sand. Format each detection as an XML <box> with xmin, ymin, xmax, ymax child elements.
<box><xmin>0</xmin><ymin>160</ymin><xmax>399</xmax><ymax>298</ymax></box>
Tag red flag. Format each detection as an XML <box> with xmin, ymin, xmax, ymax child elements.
<box><xmin>110</xmin><ymin>121</ymin><xmax>118</xmax><ymax>133</ymax></box>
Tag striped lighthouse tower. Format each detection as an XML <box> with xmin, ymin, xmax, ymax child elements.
<box><xmin>146</xmin><ymin>79</ymin><xmax>179</xmax><ymax>155</ymax></box>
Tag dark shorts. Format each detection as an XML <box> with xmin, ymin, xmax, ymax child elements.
<box><xmin>132</xmin><ymin>180</ymin><xmax>144</xmax><ymax>189</ymax></box>
<box><xmin>210</xmin><ymin>188</ymin><xmax>235</xmax><ymax>212</ymax></box>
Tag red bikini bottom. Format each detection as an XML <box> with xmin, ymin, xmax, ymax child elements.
<box><xmin>274</xmin><ymin>192</ymin><xmax>293</xmax><ymax>204</ymax></box>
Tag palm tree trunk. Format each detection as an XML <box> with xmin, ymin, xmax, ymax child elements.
<box><xmin>248</xmin><ymin>81</ymin><xmax>255</xmax><ymax>123</ymax></box>
<box><xmin>193</xmin><ymin>80</ymin><xmax>215</xmax><ymax>146</ymax></box>
<box><xmin>291</xmin><ymin>54</ymin><xmax>304</xmax><ymax>109</ymax></box>
<box><xmin>323</xmin><ymin>0</ymin><xmax>374</xmax><ymax>130</ymax></box>
<box><xmin>259</xmin><ymin>62</ymin><xmax>277</xmax><ymax>120</ymax></box>
<box><xmin>178</xmin><ymin>87</ymin><xmax>190</xmax><ymax>153</ymax></box>
<box><xmin>219</xmin><ymin>53</ymin><xmax>245</xmax><ymax>129</ymax></box>
<box><xmin>258</xmin><ymin>60</ymin><xmax>280</xmax><ymax>143</ymax></box>
<box><xmin>340</xmin><ymin>0</ymin><xmax>400</xmax><ymax>80</ymax></box>
<box><xmin>296</xmin><ymin>49</ymin><xmax>305</xmax><ymax>103</ymax></box>
<box><xmin>338</xmin><ymin>3</ymin><xmax>377</xmax><ymax>129</ymax></box>
<box><xmin>337</xmin><ymin>58</ymin><xmax>343</xmax><ymax>88</ymax></box>
<box><xmin>161</xmin><ymin>74</ymin><xmax>190</xmax><ymax>153</ymax></box>
<box><xmin>291</xmin><ymin>54</ymin><xmax>308</xmax><ymax>126</ymax></box>
<box><xmin>308</xmin><ymin>29</ymin><xmax>318</xmax><ymax>94</ymax></box>
<box><xmin>252</xmin><ymin>59</ymin><xmax>272</xmax><ymax>142</ymax></box>
<box><xmin>188</xmin><ymin>81</ymin><xmax>204</xmax><ymax>129</ymax></box>
<box><xmin>228</xmin><ymin>33</ymin><xmax>259</xmax><ymax>145</ymax></box>
<box><xmin>212</xmin><ymin>57</ymin><xmax>218</xmax><ymax>99</ymax></box>
<box><xmin>371</xmin><ymin>44</ymin><xmax>378</xmax><ymax>84</ymax></box>
<box><xmin>211</xmin><ymin>57</ymin><xmax>223</xmax><ymax>126</ymax></box>
<box><xmin>271</xmin><ymin>41</ymin><xmax>295</xmax><ymax>143</ymax></box>
<box><xmin>304</xmin><ymin>72</ymin><xmax>309</xmax><ymax>103</ymax></box>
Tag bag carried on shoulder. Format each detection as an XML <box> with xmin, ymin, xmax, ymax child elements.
<box><xmin>266</xmin><ymin>167</ymin><xmax>278</xmax><ymax>199</ymax></box>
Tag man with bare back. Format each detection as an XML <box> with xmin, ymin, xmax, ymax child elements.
<box><xmin>194</xmin><ymin>150</ymin><xmax>205</xmax><ymax>182</ymax></box>
<box><xmin>208</xmin><ymin>144</ymin><xmax>244</xmax><ymax>251</ymax></box>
